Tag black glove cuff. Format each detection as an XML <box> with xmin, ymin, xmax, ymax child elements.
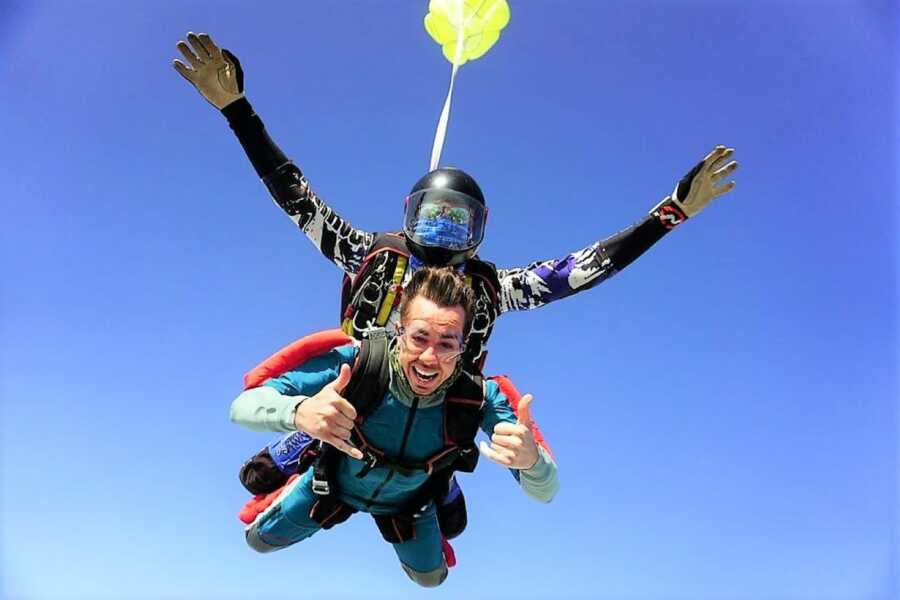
<box><xmin>221</xmin><ymin>96</ymin><xmax>253</xmax><ymax>123</ymax></box>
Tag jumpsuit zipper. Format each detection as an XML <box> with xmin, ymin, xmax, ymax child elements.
<box><xmin>365</xmin><ymin>397</ymin><xmax>420</xmax><ymax>508</ymax></box>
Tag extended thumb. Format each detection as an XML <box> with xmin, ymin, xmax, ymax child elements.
<box><xmin>517</xmin><ymin>393</ymin><xmax>534</xmax><ymax>426</ymax></box>
<box><xmin>221</xmin><ymin>48</ymin><xmax>245</xmax><ymax>92</ymax></box>
<box><xmin>332</xmin><ymin>363</ymin><xmax>352</xmax><ymax>392</ymax></box>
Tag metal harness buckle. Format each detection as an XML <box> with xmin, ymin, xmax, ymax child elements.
<box><xmin>311</xmin><ymin>477</ymin><xmax>330</xmax><ymax>496</ymax></box>
<box><xmin>356</xmin><ymin>450</ymin><xmax>379</xmax><ymax>479</ymax></box>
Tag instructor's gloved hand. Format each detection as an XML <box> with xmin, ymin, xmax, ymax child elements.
<box><xmin>651</xmin><ymin>145</ymin><xmax>739</xmax><ymax>227</ymax></box>
<box><xmin>172</xmin><ymin>32</ymin><xmax>244</xmax><ymax>110</ymax></box>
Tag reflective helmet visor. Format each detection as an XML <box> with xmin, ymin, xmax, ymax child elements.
<box><xmin>404</xmin><ymin>189</ymin><xmax>487</xmax><ymax>252</ymax></box>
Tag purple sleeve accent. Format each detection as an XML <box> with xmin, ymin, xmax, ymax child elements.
<box><xmin>497</xmin><ymin>241</ymin><xmax>615</xmax><ymax>312</ymax></box>
<box><xmin>532</xmin><ymin>255</ymin><xmax>578</xmax><ymax>299</ymax></box>
<box><xmin>495</xmin><ymin>211</ymin><xmax>674</xmax><ymax>313</ymax></box>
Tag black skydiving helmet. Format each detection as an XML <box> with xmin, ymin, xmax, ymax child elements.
<box><xmin>403</xmin><ymin>167</ymin><xmax>488</xmax><ymax>266</ymax></box>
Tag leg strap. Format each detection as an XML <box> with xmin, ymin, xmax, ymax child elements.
<box><xmin>308</xmin><ymin>495</ymin><xmax>356</xmax><ymax>529</ymax></box>
<box><xmin>373</xmin><ymin>513</ymin><xmax>418</xmax><ymax>543</ymax></box>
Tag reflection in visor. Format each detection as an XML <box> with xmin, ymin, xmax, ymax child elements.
<box><xmin>419</xmin><ymin>204</ymin><xmax>470</xmax><ymax>225</ymax></box>
<box><xmin>412</xmin><ymin>217</ymin><xmax>471</xmax><ymax>250</ymax></box>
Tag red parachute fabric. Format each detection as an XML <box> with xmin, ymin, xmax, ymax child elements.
<box><xmin>441</xmin><ymin>536</ymin><xmax>457</xmax><ymax>568</ymax></box>
<box><xmin>243</xmin><ymin>329</ymin><xmax>352</xmax><ymax>389</ymax></box>
<box><xmin>239</xmin><ymin>474</ymin><xmax>300</xmax><ymax>525</ymax></box>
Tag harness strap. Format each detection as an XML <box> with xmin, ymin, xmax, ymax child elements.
<box><xmin>341</xmin><ymin>234</ymin><xmax>410</xmax><ymax>337</ymax></box>
<box><xmin>346</xmin><ymin>252</ymin><xmax>399</xmax><ymax>336</ymax></box>
<box><xmin>308</xmin><ymin>495</ymin><xmax>356</xmax><ymax>529</ymax></box>
<box><xmin>443</xmin><ymin>374</ymin><xmax>484</xmax><ymax>447</ymax></box>
<box><xmin>376</xmin><ymin>254</ymin><xmax>408</xmax><ymax>325</ymax></box>
<box><xmin>311</xmin><ymin>442</ymin><xmax>332</xmax><ymax>496</ymax></box>
<box><xmin>352</xmin><ymin>434</ymin><xmax>468</xmax><ymax>479</ymax></box>
<box><xmin>309</xmin><ymin>331</ymin><xmax>390</xmax><ymax>498</ymax></box>
<box><xmin>373</xmin><ymin>513</ymin><xmax>419</xmax><ymax>544</ymax></box>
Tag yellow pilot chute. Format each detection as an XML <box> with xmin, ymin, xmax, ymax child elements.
<box><xmin>425</xmin><ymin>0</ymin><xmax>510</xmax><ymax>66</ymax></box>
<box><xmin>425</xmin><ymin>0</ymin><xmax>510</xmax><ymax>170</ymax></box>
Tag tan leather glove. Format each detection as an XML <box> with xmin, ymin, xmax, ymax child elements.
<box><xmin>173</xmin><ymin>32</ymin><xmax>244</xmax><ymax>110</ymax></box>
<box><xmin>651</xmin><ymin>146</ymin><xmax>739</xmax><ymax>228</ymax></box>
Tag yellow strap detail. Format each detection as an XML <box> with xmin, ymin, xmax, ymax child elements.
<box><xmin>376</xmin><ymin>256</ymin><xmax>408</xmax><ymax>325</ymax></box>
<box><xmin>341</xmin><ymin>318</ymin><xmax>354</xmax><ymax>336</ymax></box>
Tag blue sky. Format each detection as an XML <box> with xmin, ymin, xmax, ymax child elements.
<box><xmin>1</xmin><ymin>1</ymin><xmax>897</xmax><ymax>599</ymax></box>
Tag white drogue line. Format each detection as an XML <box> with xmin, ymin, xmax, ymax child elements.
<box><xmin>428</xmin><ymin>0</ymin><xmax>475</xmax><ymax>171</ymax></box>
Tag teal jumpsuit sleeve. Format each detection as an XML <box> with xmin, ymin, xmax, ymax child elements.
<box><xmin>229</xmin><ymin>345</ymin><xmax>358</xmax><ymax>433</ymax></box>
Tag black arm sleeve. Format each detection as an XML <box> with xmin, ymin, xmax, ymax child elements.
<box><xmin>496</xmin><ymin>211</ymin><xmax>673</xmax><ymax>313</ymax></box>
<box><xmin>221</xmin><ymin>97</ymin><xmax>289</xmax><ymax>179</ymax></box>
<box><xmin>603</xmin><ymin>213</ymin><xmax>669</xmax><ymax>272</ymax></box>
<box><xmin>218</xmin><ymin>97</ymin><xmax>375</xmax><ymax>274</ymax></box>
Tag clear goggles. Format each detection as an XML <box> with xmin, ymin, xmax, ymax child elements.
<box><xmin>404</xmin><ymin>189</ymin><xmax>487</xmax><ymax>251</ymax></box>
<box><xmin>395</xmin><ymin>321</ymin><xmax>466</xmax><ymax>363</ymax></box>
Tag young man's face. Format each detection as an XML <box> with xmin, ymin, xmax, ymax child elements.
<box><xmin>398</xmin><ymin>295</ymin><xmax>466</xmax><ymax>396</ymax></box>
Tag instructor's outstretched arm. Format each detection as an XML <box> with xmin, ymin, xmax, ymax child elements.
<box><xmin>173</xmin><ymin>32</ymin><xmax>374</xmax><ymax>275</ymax></box>
<box><xmin>496</xmin><ymin>146</ymin><xmax>739</xmax><ymax>312</ymax></box>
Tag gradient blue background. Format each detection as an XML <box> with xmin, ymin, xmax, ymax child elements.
<box><xmin>1</xmin><ymin>1</ymin><xmax>897</xmax><ymax>599</ymax></box>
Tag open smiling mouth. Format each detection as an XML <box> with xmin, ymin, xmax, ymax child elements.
<box><xmin>411</xmin><ymin>364</ymin><xmax>438</xmax><ymax>386</ymax></box>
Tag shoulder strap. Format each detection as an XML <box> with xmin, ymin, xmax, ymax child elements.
<box><xmin>464</xmin><ymin>257</ymin><xmax>500</xmax><ymax>303</ymax></box>
<box><xmin>460</xmin><ymin>258</ymin><xmax>502</xmax><ymax>370</ymax></box>
<box><xmin>369</xmin><ymin>232</ymin><xmax>410</xmax><ymax>255</ymax></box>
<box><xmin>309</xmin><ymin>330</ymin><xmax>391</xmax><ymax>498</ymax></box>
<box><xmin>343</xmin><ymin>329</ymin><xmax>392</xmax><ymax>421</ymax></box>
<box><xmin>443</xmin><ymin>371</ymin><xmax>484</xmax><ymax>448</ymax></box>
<box><xmin>341</xmin><ymin>233</ymin><xmax>410</xmax><ymax>337</ymax></box>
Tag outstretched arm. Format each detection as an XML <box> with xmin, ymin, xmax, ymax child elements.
<box><xmin>497</xmin><ymin>146</ymin><xmax>738</xmax><ymax>313</ymax></box>
<box><xmin>173</xmin><ymin>32</ymin><xmax>374</xmax><ymax>274</ymax></box>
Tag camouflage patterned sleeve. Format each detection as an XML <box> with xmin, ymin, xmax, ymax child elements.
<box><xmin>496</xmin><ymin>213</ymin><xmax>671</xmax><ymax>313</ymax></box>
<box><xmin>222</xmin><ymin>98</ymin><xmax>374</xmax><ymax>274</ymax></box>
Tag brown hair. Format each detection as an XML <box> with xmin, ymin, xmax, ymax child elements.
<box><xmin>399</xmin><ymin>267</ymin><xmax>475</xmax><ymax>336</ymax></box>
